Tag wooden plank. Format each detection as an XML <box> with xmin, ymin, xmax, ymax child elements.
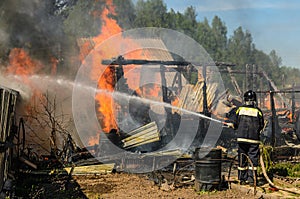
<box><xmin>122</xmin><ymin>122</ymin><xmax>160</xmax><ymax>148</ymax></box>
<box><xmin>123</xmin><ymin>132</ymin><xmax>159</xmax><ymax>147</ymax></box>
<box><xmin>123</xmin><ymin>125</ymin><xmax>157</xmax><ymax>141</ymax></box>
<box><xmin>145</xmin><ymin>149</ymin><xmax>183</xmax><ymax>158</ymax></box>
<box><xmin>126</xmin><ymin>122</ymin><xmax>157</xmax><ymax>136</ymax></box>
<box><xmin>64</xmin><ymin>163</ymin><xmax>115</xmax><ymax>175</ymax></box>
<box><xmin>124</xmin><ymin>136</ymin><xmax>160</xmax><ymax>149</ymax></box>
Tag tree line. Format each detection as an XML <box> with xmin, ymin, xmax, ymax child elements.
<box><xmin>113</xmin><ymin>0</ymin><xmax>300</xmax><ymax>89</ymax></box>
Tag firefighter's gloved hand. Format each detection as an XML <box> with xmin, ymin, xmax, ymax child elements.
<box><xmin>226</xmin><ymin>123</ymin><xmax>235</xmax><ymax>129</ymax></box>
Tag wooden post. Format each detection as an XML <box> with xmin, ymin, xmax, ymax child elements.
<box><xmin>202</xmin><ymin>65</ymin><xmax>208</xmax><ymax>115</ymax></box>
<box><xmin>269</xmin><ymin>82</ymin><xmax>276</xmax><ymax>147</ymax></box>
<box><xmin>160</xmin><ymin>65</ymin><xmax>168</xmax><ymax>103</ymax></box>
<box><xmin>253</xmin><ymin>64</ymin><xmax>257</xmax><ymax>92</ymax></box>
<box><xmin>292</xmin><ymin>84</ymin><xmax>295</xmax><ymax>123</ymax></box>
<box><xmin>245</xmin><ymin>64</ymin><xmax>252</xmax><ymax>91</ymax></box>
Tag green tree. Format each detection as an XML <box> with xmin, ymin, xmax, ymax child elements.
<box><xmin>113</xmin><ymin>0</ymin><xmax>136</xmax><ymax>29</ymax></box>
<box><xmin>133</xmin><ymin>0</ymin><xmax>167</xmax><ymax>27</ymax></box>
<box><xmin>269</xmin><ymin>50</ymin><xmax>282</xmax><ymax>67</ymax></box>
<box><xmin>164</xmin><ymin>8</ymin><xmax>179</xmax><ymax>29</ymax></box>
<box><xmin>196</xmin><ymin>18</ymin><xmax>214</xmax><ymax>56</ymax></box>
<box><xmin>252</xmin><ymin>49</ymin><xmax>272</xmax><ymax>68</ymax></box>
<box><xmin>211</xmin><ymin>16</ymin><xmax>227</xmax><ymax>61</ymax></box>
<box><xmin>227</xmin><ymin>26</ymin><xmax>254</xmax><ymax>67</ymax></box>
<box><xmin>265</xmin><ymin>50</ymin><xmax>283</xmax><ymax>85</ymax></box>
<box><xmin>180</xmin><ymin>6</ymin><xmax>198</xmax><ymax>38</ymax></box>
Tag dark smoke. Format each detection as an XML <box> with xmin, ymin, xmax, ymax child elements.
<box><xmin>0</xmin><ymin>0</ymin><xmax>80</xmax><ymax>76</ymax></box>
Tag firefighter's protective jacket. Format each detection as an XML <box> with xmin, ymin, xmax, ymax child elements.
<box><xmin>234</xmin><ymin>105</ymin><xmax>264</xmax><ymax>144</ymax></box>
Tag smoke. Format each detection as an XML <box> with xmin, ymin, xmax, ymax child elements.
<box><xmin>0</xmin><ymin>73</ymin><xmax>32</xmax><ymax>101</ymax></box>
<box><xmin>0</xmin><ymin>0</ymin><xmax>81</xmax><ymax>152</ymax></box>
<box><xmin>0</xmin><ymin>29</ymin><xmax>9</xmax><ymax>43</ymax></box>
<box><xmin>0</xmin><ymin>0</ymin><xmax>79</xmax><ymax>76</ymax></box>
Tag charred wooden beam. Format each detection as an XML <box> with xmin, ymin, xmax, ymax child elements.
<box><xmin>253</xmin><ymin>64</ymin><xmax>258</xmax><ymax>92</ymax></box>
<box><xmin>160</xmin><ymin>65</ymin><xmax>169</xmax><ymax>103</ymax></box>
<box><xmin>218</xmin><ymin>69</ymin><xmax>263</xmax><ymax>75</ymax></box>
<box><xmin>246</xmin><ymin>64</ymin><xmax>252</xmax><ymax>91</ymax></box>
<box><xmin>292</xmin><ymin>84</ymin><xmax>296</xmax><ymax>123</ymax></box>
<box><xmin>102</xmin><ymin>56</ymin><xmax>191</xmax><ymax>66</ymax></box>
<box><xmin>226</xmin><ymin>67</ymin><xmax>242</xmax><ymax>96</ymax></box>
<box><xmin>202</xmin><ymin>65</ymin><xmax>209</xmax><ymax>116</ymax></box>
<box><xmin>269</xmin><ymin>82</ymin><xmax>277</xmax><ymax>148</ymax></box>
<box><xmin>256</xmin><ymin>90</ymin><xmax>300</xmax><ymax>94</ymax></box>
<box><xmin>262</xmin><ymin>71</ymin><xmax>290</xmax><ymax>108</ymax></box>
<box><xmin>101</xmin><ymin>56</ymin><xmax>235</xmax><ymax>67</ymax></box>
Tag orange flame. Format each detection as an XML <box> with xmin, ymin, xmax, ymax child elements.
<box><xmin>79</xmin><ymin>0</ymin><xmax>145</xmax><ymax>137</ymax></box>
<box><xmin>88</xmin><ymin>134</ymin><xmax>100</xmax><ymax>146</ymax></box>
<box><xmin>5</xmin><ymin>48</ymin><xmax>46</xmax><ymax>111</ymax></box>
<box><xmin>92</xmin><ymin>0</ymin><xmax>121</xmax><ymax>133</ymax></box>
<box><xmin>78</xmin><ymin>1</ymin><xmax>166</xmax><ymax>146</ymax></box>
<box><xmin>6</xmin><ymin>48</ymin><xmax>43</xmax><ymax>77</ymax></box>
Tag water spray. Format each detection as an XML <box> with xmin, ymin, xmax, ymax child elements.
<box><xmin>107</xmin><ymin>90</ymin><xmax>227</xmax><ymax>125</ymax></box>
<box><xmin>8</xmin><ymin>74</ymin><xmax>231</xmax><ymax>127</ymax></box>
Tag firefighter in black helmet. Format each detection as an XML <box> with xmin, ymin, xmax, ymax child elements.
<box><xmin>228</xmin><ymin>90</ymin><xmax>264</xmax><ymax>185</ymax></box>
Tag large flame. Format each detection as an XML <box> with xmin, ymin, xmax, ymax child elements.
<box><xmin>81</xmin><ymin>0</ymin><xmax>121</xmax><ymax>136</ymax></box>
<box><xmin>4</xmin><ymin>48</ymin><xmax>56</xmax><ymax>153</ymax></box>
<box><xmin>78</xmin><ymin>1</ymin><xmax>165</xmax><ymax>146</ymax></box>
<box><xmin>5</xmin><ymin>48</ymin><xmax>46</xmax><ymax>108</ymax></box>
<box><xmin>3</xmin><ymin>1</ymin><xmax>165</xmax><ymax>150</ymax></box>
<box><xmin>79</xmin><ymin>1</ymin><xmax>146</xmax><ymax>135</ymax></box>
<box><xmin>6</xmin><ymin>48</ymin><xmax>43</xmax><ymax>77</ymax></box>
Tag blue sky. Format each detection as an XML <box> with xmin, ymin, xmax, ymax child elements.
<box><xmin>163</xmin><ymin>0</ymin><xmax>300</xmax><ymax>68</ymax></box>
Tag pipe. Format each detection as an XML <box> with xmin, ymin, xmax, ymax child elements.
<box><xmin>19</xmin><ymin>157</ymin><xmax>37</xmax><ymax>169</ymax></box>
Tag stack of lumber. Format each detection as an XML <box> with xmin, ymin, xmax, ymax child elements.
<box><xmin>122</xmin><ymin>122</ymin><xmax>160</xmax><ymax>149</ymax></box>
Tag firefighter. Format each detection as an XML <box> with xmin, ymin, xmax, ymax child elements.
<box><xmin>227</xmin><ymin>90</ymin><xmax>264</xmax><ymax>185</ymax></box>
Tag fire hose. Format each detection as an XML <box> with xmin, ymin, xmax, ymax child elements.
<box><xmin>259</xmin><ymin>153</ymin><xmax>300</xmax><ymax>195</ymax></box>
<box><xmin>215</xmin><ymin>113</ymin><xmax>300</xmax><ymax>195</ymax></box>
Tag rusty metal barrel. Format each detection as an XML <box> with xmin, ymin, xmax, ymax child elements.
<box><xmin>194</xmin><ymin>148</ymin><xmax>222</xmax><ymax>191</ymax></box>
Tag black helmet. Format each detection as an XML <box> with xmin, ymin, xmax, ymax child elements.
<box><xmin>244</xmin><ymin>90</ymin><xmax>256</xmax><ymax>102</ymax></box>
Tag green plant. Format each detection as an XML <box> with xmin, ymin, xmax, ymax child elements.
<box><xmin>270</xmin><ymin>162</ymin><xmax>300</xmax><ymax>177</ymax></box>
<box><xmin>259</xmin><ymin>145</ymin><xmax>273</xmax><ymax>174</ymax></box>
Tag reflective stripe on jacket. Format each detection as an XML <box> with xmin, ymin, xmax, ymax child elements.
<box><xmin>235</xmin><ymin>105</ymin><xmax>264</xmax><ymax>143</ymax></box>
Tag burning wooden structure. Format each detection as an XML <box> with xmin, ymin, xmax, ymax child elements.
<box><xmin>99</xmin><ymin>55</ymin><xmax>224</xmax><ymax>154</ymax></box>
<box><xmin>219</xmin><ymin>63</ymin><xmax>300</xmax><ymax>155</ymax></box>
<box><xmin>0</xmin><ymin>86</ymin><xmax>19</xmax><ymax>192</ymax></box>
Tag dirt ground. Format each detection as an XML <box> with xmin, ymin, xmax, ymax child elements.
<box><xmin>14</xmin><ymin>171</ymin><xmax>269</xmax><ymax>199</ymax></box>
<box><xmin>73</xmin><ymin>173</ymin><xmax>253</xmax><ymax>199</ymax></box>
<box><xmin>12</xmin><ymin>151</ymin><xmax>300</xmax><ymax>199</ymax></box>
<box><xmin>13</xmin><ymin>167</ymin><xmax>300</xmax><ymax>199</ymax></box>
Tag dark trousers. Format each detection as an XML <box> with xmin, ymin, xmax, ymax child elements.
<box><xmin>238</xmin><ymin>143</ymin><xmax>260</xmax><ymax>183</ymax></box>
